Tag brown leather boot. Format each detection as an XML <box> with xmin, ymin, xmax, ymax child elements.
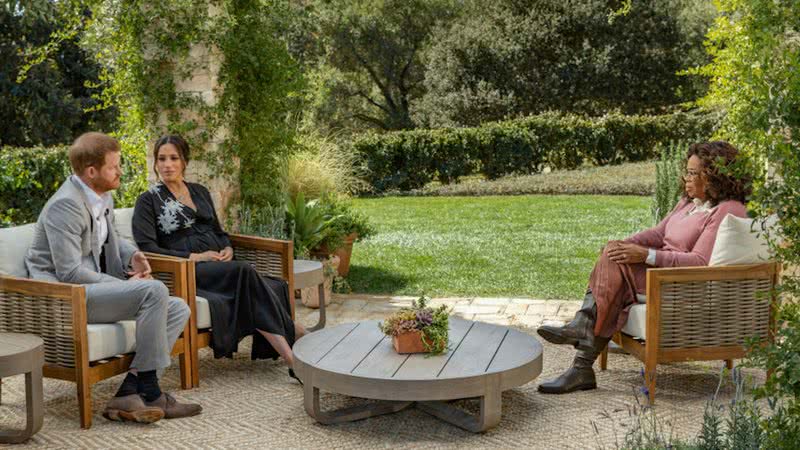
<box><xmin>537</xmin><ymin>292</ymin><xmax>596</xmax><ymax>352</ymax></box>
<box><xmin>103</xmin><ymin>394</ymin><xmax>165</xmax><ymax>423</ymax></box>
<box><xmin>538</xmin><ymin>336</ymin><xmax>611</xmax><ymax>394</ymax></box>
<box><xmin>145</xmin><ymin>393</ymin><xmax>203</xmax><ymax>419</ymax></box>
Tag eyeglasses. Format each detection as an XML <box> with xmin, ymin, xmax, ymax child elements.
<box><xmin>683</xmin><ymin>170</ymin><xmax>702</xmax><ymax>180</ymax></box>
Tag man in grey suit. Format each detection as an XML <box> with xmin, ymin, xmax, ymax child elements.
<box><xmin>25</xmin><ymin>132</ymin><xmax>201</xmax><ymax>423</ymax></box>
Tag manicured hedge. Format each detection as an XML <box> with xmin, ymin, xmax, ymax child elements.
<box><xmin>353</xmin><ymin>110</ymin><xmax>720</xmax><ymax>192</ymax></box>
<box><xmin>0</xmin><ymin>143</ymin><xmax>146</xmax><ymax>227</ymax></box>
<box><xmin>1</xmin><ymin>146</ymin><xmax>71</xmax><ymax>227</ymax></box>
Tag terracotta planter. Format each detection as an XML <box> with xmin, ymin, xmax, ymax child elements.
<box><xmin>392</xmin><ymin>330</ymin><xmax>432</xmax><ymax>354</ymax></box>
<box><xmin>312</xmin><ymin>232</ymin><xmax>357</xmax><ymax>277</ymax></box>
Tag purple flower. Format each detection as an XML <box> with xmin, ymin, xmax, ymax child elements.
<box><xmin>640</xmin><ymin>386</ymin><xmax>650</xmax><ymax>397</ymax></box>
<box><xmin>416</xmin><ymin>310</ymin><xmax>433</xmax><ymax>327</ymax></box>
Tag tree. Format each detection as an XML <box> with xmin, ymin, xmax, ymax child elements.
<box><xmin>415</xmin><ymin>0</ymin><xmax>715</xmax><ymax>128</ymax></box>
<box><xmin>305</xmin><ymin>0</ymin><xmax>457</xmax><ymax>132</ymax></box>
<box><xmin>696</xmin><ymin>1</ymin><xmax>800</xmax><ymax>447</ymax></box>
<box><xmin>0</xmin><ymin>1</ymin><xmax>116</xmax><ymax>147</ymax></box>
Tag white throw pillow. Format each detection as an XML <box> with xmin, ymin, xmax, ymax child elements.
<box><xmin>0</xmin><ymin>223</ymin><xmax>36</xmax><ymax>277</ymax></box>
<box><xmin>114</xmin><ymin>207</ymin><xmax>136</xmax><ymax>246</ymax></box>
<box><xmin>709</xmin><ymin>214</ymin><xmax>777</xmax><ymax>266</ymax></box>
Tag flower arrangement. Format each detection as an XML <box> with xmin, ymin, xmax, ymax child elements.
<box><xmin>379</xmin><ymin>296</ymin><xmax>451</xmax><ymax>355</ymax></box>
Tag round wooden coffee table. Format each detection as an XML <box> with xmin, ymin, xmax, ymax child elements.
<box><xmin>294</xmin><ymin>318</ymin><xmax>543</xmax><ymax>432</ymax></box>
<box><xmin>0</xmin><ymin>333</ymin><xmax>44</xmax><ymax>443</ymax></box>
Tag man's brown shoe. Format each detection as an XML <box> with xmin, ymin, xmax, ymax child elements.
<box><xmin>103</xmin><ymin>394</ymin><xmax>165</xmax><ymax>424</ymax></box>
<box><xmin>145</xmin><ymin>393</ymin><xmax>202</xmax><ymax>419</ymax></box>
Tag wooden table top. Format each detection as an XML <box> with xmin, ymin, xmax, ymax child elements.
<box><xmin>294</xmin><ymin>318</ymin><xmax>543</xmax><ymax>402</ymax></box>
<box><xmin>0</xmin><ymin>333</ymin><xmax>43</xmax><ymax>359</ymax></box>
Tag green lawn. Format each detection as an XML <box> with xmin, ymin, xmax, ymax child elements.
<box><xmin>347</xmin><ymin>195</ymin><xmax>652</xmax><ymax>299</ymax></box>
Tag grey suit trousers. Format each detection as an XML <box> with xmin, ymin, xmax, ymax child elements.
<box><xmin>86</xmin><ymin>279</ymin><xmax>190</xmax><ymax>372</ymax></box>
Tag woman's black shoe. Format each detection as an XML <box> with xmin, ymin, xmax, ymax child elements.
<box><xmin>288</xmin><ymin>368</ymin><xmax>303</xmax><ymax>385</ymax></box>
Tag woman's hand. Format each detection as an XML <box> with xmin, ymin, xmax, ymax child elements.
<box><xmin>190</xmin><ymin>250</ymin><xmax>222</xmax><ymax>262</ymax></box>
<box><xmin>606</xmin><ymin>242</ymin><xmax>648</xmax><ymax>265</ymax></box>
<box><xmin>218</xmin><ymin>246</ymin><xmax>234</xmax><ymax>262</ymax></box>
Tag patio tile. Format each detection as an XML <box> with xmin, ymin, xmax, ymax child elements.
<box><xmin>452</xmin><ymin>304</ymin><xmax>501</xmax><ymax>315</ymax></box>
<box><xmin>510</xmin><ymin>298</ymin><xmax>548</xmax><ymax>305</ymax></box>
<box><xmin>515</xmin><ymin>314</ymin><xmax>546</xmax><ymax>328</ymax></box>
<box><xmin>473</xmin><ymin>297</ymin><xmax>513</xmax><ymax>306</ymax></box>
<box><xmin>503</xmin><ymin>304</ymin><xmax>529</xmax><ymax>316</ymax></box>
<box><xmin>525</xmin><ymin>302</ymin><xmax>561</xmax><ymax>316</ymax></box>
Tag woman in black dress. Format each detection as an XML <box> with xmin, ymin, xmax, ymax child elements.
<box><xmin>132</xmin><ymin>135</ymin><xmax>306</xmax><ymax>381</ymax></box>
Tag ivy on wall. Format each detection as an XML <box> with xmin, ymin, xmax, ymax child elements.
<box><xmin>84</xmin><ymin>0</ymin><xmax>303</xmax><ymax>211</ymax></box>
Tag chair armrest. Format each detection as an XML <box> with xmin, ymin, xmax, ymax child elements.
<box><xmin>145</xmin><ymin>254</ymin><xmax>191</xmax><ymax>298</ymax></box>
<box><xmin>645</xmin><ymin>263</ymin><xmax>778</xmax><ymax>349</ymax></box>
<box><xmin>0</xmin><ymin>275</ymin><xmax>88</xmax><ymax>368</ymax></box>
<box><xmin>230</xmin><ymin>234</ymin><xmax>294</xmax><ymax>285</ymax></box>
<box><xmin>230</xmin><ymin>234</ymin><xmax>295</xmax><ymax>319</ymax></box>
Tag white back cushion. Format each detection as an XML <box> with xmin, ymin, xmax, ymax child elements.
<box><xmin>0</xmin><ymin>223</ymin><xmax>36</xmax><ymax>277</ymax></box>
<box><xmin>114</xmin><ymin>207</ymin><xmax>136</xmax><ymax>246</ymax></box>
<box><xmin>709</xmin><ymin>214</ymin><xmax>776</xmax><ymax>266</ymax></box>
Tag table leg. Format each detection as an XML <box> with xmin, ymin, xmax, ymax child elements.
<box><xmin>0</xmin><ymin>366</ymin><xmax>43</xmax><ymax>444</ymax></box>
<box><xmin>307</xmin><ymin>283</ymin><xmax>327</xmax><ymax>332</ymax></box>
<box><xmin>417</xmin><ymin>374</ymin><xmax>502</xmax><ymax>433</ymax></box>
<box><xmin>304</xmin><ymin>382</ymin><xmax>412</xmax><ymax>425</ymax></box>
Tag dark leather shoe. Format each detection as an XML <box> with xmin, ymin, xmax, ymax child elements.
<box><xmin>537</xmin><ymin>323</ymin><xmax>595</xmax><ymax>352</ymax></box>
<box><xmin>537</xmin><ymin>367</ymin><xmax>597</xmax><ymax>394</ymax></box>
<box><xmin>537</xmin><ymin>293</ymin><xmax>597</xmax><ymax>351</ymax></box>
<box><xmin>103</xmin><ymin>394</ymin><xmax>165</xmax><ymax>423</ymax></box>
<box><xmin>145</xmin><ymin>393</ymin><xmax>202</xmax><ymax>419</ymax></box>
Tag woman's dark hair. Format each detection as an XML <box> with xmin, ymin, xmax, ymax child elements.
<box><xmin>681</xmin><ymin>141</ymin><xmax>751</xmax><ymax>205</ymax></box>
<box><xmin>153</xmin><ymin>135</ymin><xmax>191</xmax><ymax>178</ymax></box>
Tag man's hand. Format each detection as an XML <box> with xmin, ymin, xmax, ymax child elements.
<box><xmin>128</xmin><ymin>251</ymin><xmax>153</xmax><ymax>279</ymax></box>
<box><xmin>218</xmin><ymin>246</ymin><xmax>234</xmax><ymax>262</ymax></box>
<box><xmin>606</xmin><ymin>242</ymin><xmax>648</xmax><ymax>265</ymax></box>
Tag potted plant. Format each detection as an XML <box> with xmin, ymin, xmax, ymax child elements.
<box><xmin>379</xmin><ymin>296</ymin><xmax>451</xmax><ymax>354</ymax></box>
<box><xmin>285</xmin><ymin>192</ymin><xmax>341</xmax><ymax>258</ymax></box>
<box><xmin>311</xmin><ymin>193</ymin><xmax>375</xmax><ymax>277</ymax></box>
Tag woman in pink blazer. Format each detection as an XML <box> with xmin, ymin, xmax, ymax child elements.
<box><xmin>537</xmin><ymin>141</ymin><xmax>752</xmax><ymax>394</ymax></box>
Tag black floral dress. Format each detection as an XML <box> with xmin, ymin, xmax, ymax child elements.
<box><xmin>132</xmin><ymin>182</ymin><xmax>295</xmax><ymax>359</ymax></box>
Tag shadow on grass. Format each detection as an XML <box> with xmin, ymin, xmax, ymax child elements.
<box><xmin>346</xmin><ymin>265</ymin><xmax>411</xmax><ymax>294</ymax></box>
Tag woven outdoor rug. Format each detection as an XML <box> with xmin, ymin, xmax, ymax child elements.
<box><xmin>1</xmin><ymin>323</ymin><xmax>763</xmax><ymax>449</ymax></box>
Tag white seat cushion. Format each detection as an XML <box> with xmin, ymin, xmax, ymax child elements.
<box><xmin>0</xmin><ymin>223</ymin><xmax>36</xmax><ymax>277</ymax></box>
<box><xmin>621</xmin><ymin>303</ymin><xmax>647</xmax><ymax>340</ymax></box>
<box><xmin>86</xmin><ymin>296</ymin><xmax>187</xmax><ymax>362</ymax></box>
<box><xmin>709</xmin><ymin>214</ymin><xmax>776</xmax><ymax>266</ymax></box>
<box><xmin>196</xmin><ymin>295</ymin><xmax>212</xmax><ymax>329</ymax></box>
<box><xmin>86</xmin><ymin>321</ymin><xmax>137</xmax><ymax>362</ymax></box>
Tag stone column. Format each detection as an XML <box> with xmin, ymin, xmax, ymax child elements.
<box><xmin>146</xmin><ymin>6</ymin><xmax>238</xmax><ymax>224</ymax></box>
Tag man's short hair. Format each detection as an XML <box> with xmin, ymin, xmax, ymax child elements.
<box><xmin>69</xmin><ymin>132</ymin><xmax>120</xmax><ymax>174</ymax></box>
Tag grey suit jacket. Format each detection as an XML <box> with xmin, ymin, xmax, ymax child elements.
<box><xmin>25</xmin><ymin>176</ymin><xmax>138</xmax><ymax>284</ymax></box>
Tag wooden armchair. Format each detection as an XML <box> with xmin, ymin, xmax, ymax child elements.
<box><xmin>186</xmin><ymin>234</ymin><xmax>294</xmax><ymax>387</ymax></box>
<box><xmin>599</xmin><ymin>262</ymin><xmax>779</xmax><ymax>404</ymax></box>
<box><xmin>0</xmin><ymin>255</ymin><xmax>193</xmax><ymax>429</ymax></box>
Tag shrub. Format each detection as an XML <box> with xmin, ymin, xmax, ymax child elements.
<box><xmin>1</xmin><ymin>142</ymin><xmax>148</xmax><ymax>228</ymax></box>
<box><xmin>651</xmin><ymin>142</ymin><xmax>687</xmax><ymax>224</ymax></box>
<box><xmin>288</xmin><ymin>132</ymin><xmax>370</xmax><ymax>200</ymax></box>
<box><xmin>353</xmin><ymin>110</ymin><xmax>719</xmax><ymax>193</ymax></box>
<box><xmin>0</xmin><ymin>146</ymin><xmax>71</xmax><ymax>227</ymax></box>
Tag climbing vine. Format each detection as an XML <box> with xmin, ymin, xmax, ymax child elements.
<box><xmin>83</xmin><ymin>0</ymin><xmax>303</xmax><ymax>211</ymax></box>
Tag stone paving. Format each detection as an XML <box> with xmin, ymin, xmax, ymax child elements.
<box><xmin>298</xmin><ymin>294</ymin><xmax>580</xmax><ymax>330</ymax></box>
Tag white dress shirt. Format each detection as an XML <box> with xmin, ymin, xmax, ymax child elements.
<box><xmin>72</xmin><ymin>175</ymin><xmax>113</xmax><ymax>247</ymax></box>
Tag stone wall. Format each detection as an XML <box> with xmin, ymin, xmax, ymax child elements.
<box><xmin>146</xmin><ymin>37</ymin><xmax>239</xmax><ymax>224</ymax></box>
